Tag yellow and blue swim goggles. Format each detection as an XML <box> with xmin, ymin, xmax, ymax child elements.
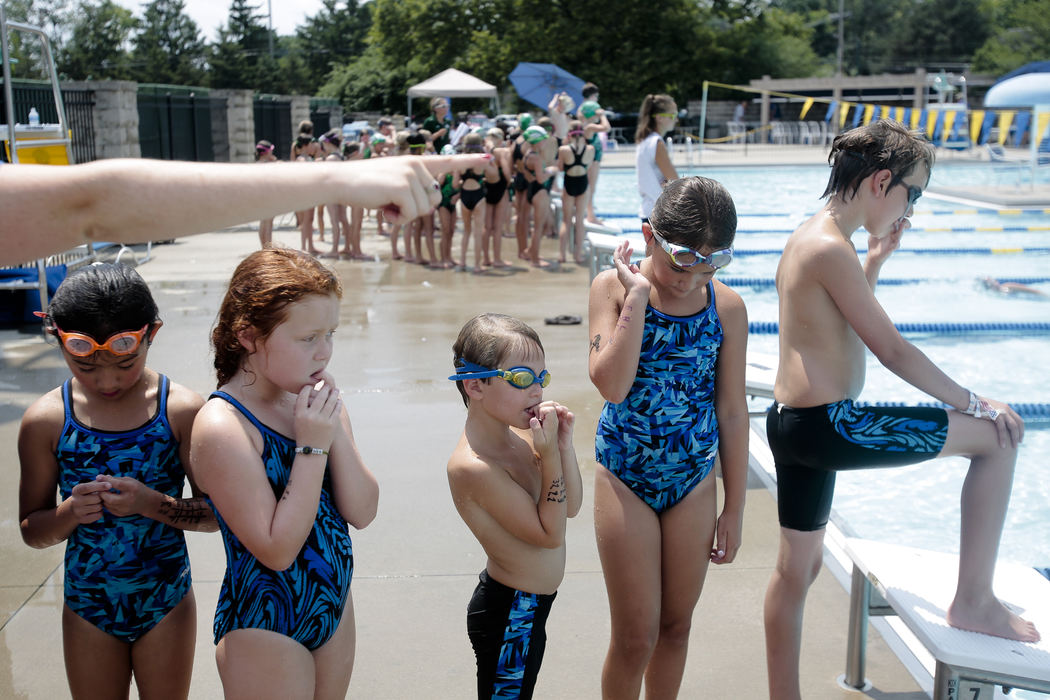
<box><xmin>448</xmin><ymin>359</ymin><xmax>551</xmax><ymax>389</ymax></box>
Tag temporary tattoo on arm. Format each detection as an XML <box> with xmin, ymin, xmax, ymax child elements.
<box><xmin>616</xmin><ymin>303</ymin><xmax>634</xmax><ymax>332</ymax></box>
<box><xmin>546</xmin><ymin>476</ymin><xmax>566</xmax><ymax>503</ymax></box>
<box><xmin>590</xmin><ymin>334</ymin><xmax>601</xmax><ymax>353</ymax></box>
<box><xmin>158</xmin><ymin>497</ymin><xmax>211</xmax><ymax>526</ymax></box>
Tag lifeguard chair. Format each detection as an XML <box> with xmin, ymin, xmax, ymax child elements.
<box><xmin>1</xmin><ymin>5</ymin><xmax>74</xmax><ymax>320</ymax></box>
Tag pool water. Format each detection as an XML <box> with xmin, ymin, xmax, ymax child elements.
<box><xmin>593</xmin><ymin>163</ymin><xmax>1050</xmax><ymax>570</ymax></box>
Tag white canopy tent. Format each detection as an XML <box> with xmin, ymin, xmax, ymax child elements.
<box><xmin>406</xmin><ymin>68</ymin><xmax>500</xmax><ymax>120</ymax></box>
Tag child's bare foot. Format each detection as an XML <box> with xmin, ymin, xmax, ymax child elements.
<box><xmin>391</xmin><ymin>253</ymin><xmax>403</xmax><ymax>260</ymax></box>
<box><xmin>946</xmin><ymin>596</ymin><xmax>1040</xmax><ymax>642</ymax></box>
<box><xmin>531</xmin><ymin>257</ymin><xmax>553</xmax><ymax>269</ymax></box>
<box><xmin>403</xmin><ymin>256</ymin><xmax>416</xmax><ymax>264</ymax></box>
<box><xmin>492</xmin><ymin>259</ymin><xmax>510</xmax><ymax>268</ymax></box>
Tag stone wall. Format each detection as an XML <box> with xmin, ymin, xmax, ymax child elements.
<box><xmin>212</xmin><ymin>89</ymin><xmax>255</xmax><ymax>163</ymax></box>
<box><xmin>64</xmin><ymin>80</ymin><xmax>140</xmax><ymax>159</ymax></box>
<box><xmin>291</xmin><ymin>95</ymin><xmax>310</xmax><ymax>135</ymax></box>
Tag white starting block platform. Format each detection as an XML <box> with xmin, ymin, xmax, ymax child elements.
<box><xmin>842</xmin><ymin>538</ymin><xmax>1050</xmax><ymax>699</ymax></box>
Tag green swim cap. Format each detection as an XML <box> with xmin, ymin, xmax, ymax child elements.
<box><xmin>580</xmin><ymin>100</ymin><xmax>600</xmax><ymax>119</ymax></box>
<box><xmin>518</xmin><ymin>113</ymin><xmax>532</xmax><ymax>130</ymax></box>
<box><xmin>371</xmin><ymin>133</ymin><xmax>387</xmax><ymax>143</ymax></box>
<box><xmin>523</xmin><ymin>125</ymin><xmax>548</xmax><ymax>144</ymax></box>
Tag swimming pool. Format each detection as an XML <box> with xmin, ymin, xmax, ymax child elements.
<box><xmin>592</xmin><ymin>163</ymin><xmax>1050</xmax><ymax>575</ymax></box>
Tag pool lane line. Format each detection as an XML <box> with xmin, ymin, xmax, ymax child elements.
<box><xmin>748</xmin><ymin>321</ymin><xmax>1050</xmax><ymax>335</ymax></box>
<box><xmin>721</xmin><ymin>277</ymin><xmax>1050</xmax><ymax>288</ymax></box>
<box><xmin>597</xmin><ymin>208</ymin><xmax>1050</xmax><ymax>219</ymax></box>
<box><xmin>614</xmin><ymin>226</ymin><xmax>1050</xmax><ymax>235</ymax></box>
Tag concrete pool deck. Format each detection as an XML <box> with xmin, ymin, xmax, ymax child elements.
<box><xmin>0</xmin><ymin>220</ymin><xmax>931</xmax><ymax>699</ymax></box>
<box><xmin>3</xmin><ymin>143</ymin><xmax>1043</xmax><ymax>698</ymax></box>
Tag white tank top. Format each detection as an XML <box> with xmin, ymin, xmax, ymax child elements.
<box><xmin>636</xmin><ymin>132</ymin><xmax>664</xmax><ymax>218</ymax></box>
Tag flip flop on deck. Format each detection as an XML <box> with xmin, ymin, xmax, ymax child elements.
<box><xmin>545</xmin><ymin>314</ymin><xmax>582</xmax><ymax>325</ymax></box>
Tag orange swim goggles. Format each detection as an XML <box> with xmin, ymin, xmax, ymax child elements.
<box><xmin>35</xmin><ymin>312</ymin><xmax>151</xmax><ymax>357</ymax></box>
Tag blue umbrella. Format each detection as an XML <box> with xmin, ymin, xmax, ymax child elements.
<box><xmin>509</xmin><ymin>62</ymin><xmax>585</xmax><ymax>110</ymax></box>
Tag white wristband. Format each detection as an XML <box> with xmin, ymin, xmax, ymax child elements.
<box><xmin>962</xmin><ymin>391</ymin><xmax>999</xmax><ymax>421</ymax></box>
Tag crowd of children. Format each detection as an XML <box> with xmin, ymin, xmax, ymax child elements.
<box><xmin>258</xmin><ymin>82</ymin><xmax>613</xmax><ymax>272</ymax></box>
<box><xmin>15</xmin><ymin>117</ymin><xmax>1038</xmax><ymax>700</ymax></box>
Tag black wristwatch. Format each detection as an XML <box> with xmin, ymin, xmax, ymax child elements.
<box><xmin>295</xmin><ymin>445</ymin><xmax>329</xmax><ymax>456</ymax></box>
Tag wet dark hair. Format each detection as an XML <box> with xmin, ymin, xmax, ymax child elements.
<box><xmin>649</xmin><ymin>176</ymin><xmax>737</xmax><ymax>251</ymax></box>
<box><xmin>255</xmin><ymin>140</ymin><xmax>274</xmax><ymax>161</ymax></box>
<box><xmin>450</xmin><ymin>313</ymin><xmax>544</xmax><ymax>408</ymax></box>
<box><xmin>343</xmin><ymin>142</ymin><xmax>360</xmax><ymax>158</ymax></box>
<box><xmin>45</xmin><ymin>263</ymin><xmax>158</xmax><ymax>341</ymax></box>
<box><xmin>212</xmin><ymin>247</ymin><xmax>342</xmax><ymax>388</ymax></box>
<box><xmin>582</xmin><ymin>82</ymin><xmax>599</xmax><ymax>99</ymax></box>
<box><xmin>320</xmin><ymin>128</ymin><xmax>342</xmax><ymax>148</ymax></box>
<box><xmin>823</xmin><ymin>119</ymin><xmax>935</xmax><ymax>201</ymax></box>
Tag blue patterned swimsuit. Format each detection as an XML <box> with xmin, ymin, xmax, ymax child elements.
<box><xmin>57</xmin><ymin>375</ymin><xmax>191</xmax><ymax>643</ymax></box>
<box><xmin>208</xmin><ymin>392</ymin><xmax>353</xmax><ymax>650</ymax></box>
<box><xmin>595</xmin><ymin>281</ymin><xmax>723</xmax><ymax>513</ymax></box>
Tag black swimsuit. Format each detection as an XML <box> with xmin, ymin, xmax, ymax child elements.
<box><xmin>460</xmin><ymin>171</ymin><xmax>487</xmax><ymax>210</ymax></box>
<box><xmin>562</xmin><ymin>144</ymin><xmax>589</xmax><ymax>198</ymax></box>
<box><xmin>484</xmin><ymin>168</ymin><xmax>508</xmax><ymax>205</ymax></box>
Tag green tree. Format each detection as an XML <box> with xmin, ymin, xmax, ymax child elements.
<box><xmin>2</xmin><ymin>0</ymin><xmax>74</xmax><ymax>78</ymax></box>
<box><xmin>294</xmin><ymin>0</ymin><xmax>372</xmax><ymax>94</ymax></box>
<box><xmin>972</xmin><ymin>0</ymin><xmax>1049</xmax><ymax>75</ymax></box>
<box><xmin>886</xmin><ymin>0</ymin><xmax>990</xmax><ymax>69</ymax></box>
<box><xmin>208</xmin><ymin>0</ymin><xmax>278</xmax><ymax>90</ymax></box>
<box><xmin>131</xmin><ymin>0</ymin><xmax>206</xmax><ymax>85</ymax></box>
<box><xmin>58</xmin><ymin>0</ymin><xmax>137</xmax><ymax>79</ymax></box>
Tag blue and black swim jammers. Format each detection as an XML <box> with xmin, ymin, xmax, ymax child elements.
<box><xmin>466</xmin><ymin>570</ymin><xmax>556</xmax><ymax>700</ymax></box>
<box><xmin>766</xmin><ymin>399</ymin><xmax>949</xmax><ymax>532</ymax></box>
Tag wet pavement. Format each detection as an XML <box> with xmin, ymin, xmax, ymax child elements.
<box><xmin>0</xmin><ymin>216</ymin><xmax>931</xmax><ymax>698</ymax></box>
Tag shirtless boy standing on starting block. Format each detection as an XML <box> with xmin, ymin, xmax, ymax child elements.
<box><xmin>763</xmin><ymin>119</ymin><xmax>1039</xmax><ymax>700</ymax></box>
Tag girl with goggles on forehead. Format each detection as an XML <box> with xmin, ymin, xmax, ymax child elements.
<box><xmin>587</xmin><ymin>176</ymin><xmax>749</xmax><ymax>699</ymax></box>
<box><xmin>18</xmin><ymin>263</ymin><xmax>214</xmax><ymax>700</ymax></box>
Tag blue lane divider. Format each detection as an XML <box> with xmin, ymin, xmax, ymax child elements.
<box><xmin>599</xmin><ymin>207</ymin><xmax>1050</xmax><ymax>219</ymax></box>
<box><xmin>729</xmin><ymin>247</ymin><xmax>1050</xmax><ymax>256</ymax></box>
<box><xmin>722</xmin><ymin>276</ymin><xmax>1050</xmax><ymax>288</ymax></box>
<box><xmin>748</xmin><ymin>321</ymin><xmax>1050</xmax><ymax>335</ymax></box>
<box><xmin>859</xmin><ymin>402</ymin><xmax>1050</xmax><ymax>421</ymax></box>
<box><xmin>758</xmin><ymin>400</ymin><xmax>1050</xmax><ymax>422</ymax></box>
<box><xmin>615</xmin><ymin>226</ymin><xmax>1050</xmax><ymax>235</ymax></box>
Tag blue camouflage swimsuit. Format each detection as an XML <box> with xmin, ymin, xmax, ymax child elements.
<box><xmin>58</xmin><ymin>375</ymin><xmax>191</xmax><ymax>643</ymax></box>
<box><xmin>595</xmin><ymin>281</ymin><xmax>723</xmax><ymax>513</ymax></box>
<box><xmin>208</xmin><ymin>391</ymin><xmax>353</xmax><ymax>650</ymax></box>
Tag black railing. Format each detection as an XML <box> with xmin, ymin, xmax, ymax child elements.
<box><xmin>254</xmin><ymin>96</ymin><xmax>291</xmax><ymax>160</ymax></box>
<box><xmin>137</xmin><ymin>87</ymin><xmax>216</xmax><ymax>161</ymax></box>
<box><xmin>0</xmin><ymin>80</ymin><xmax>96</xmax><ymax>163</ymax></box>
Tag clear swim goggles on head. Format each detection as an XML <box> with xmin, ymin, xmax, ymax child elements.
<box><xmin>649</xmin><ymin>226</ymin><xmax>733</xmax><ymax>270</ymax></box>
<box><xmin>448</xmin><ymin>359</ymin><xmax>551</xmax><ymax>389</ymax></box>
